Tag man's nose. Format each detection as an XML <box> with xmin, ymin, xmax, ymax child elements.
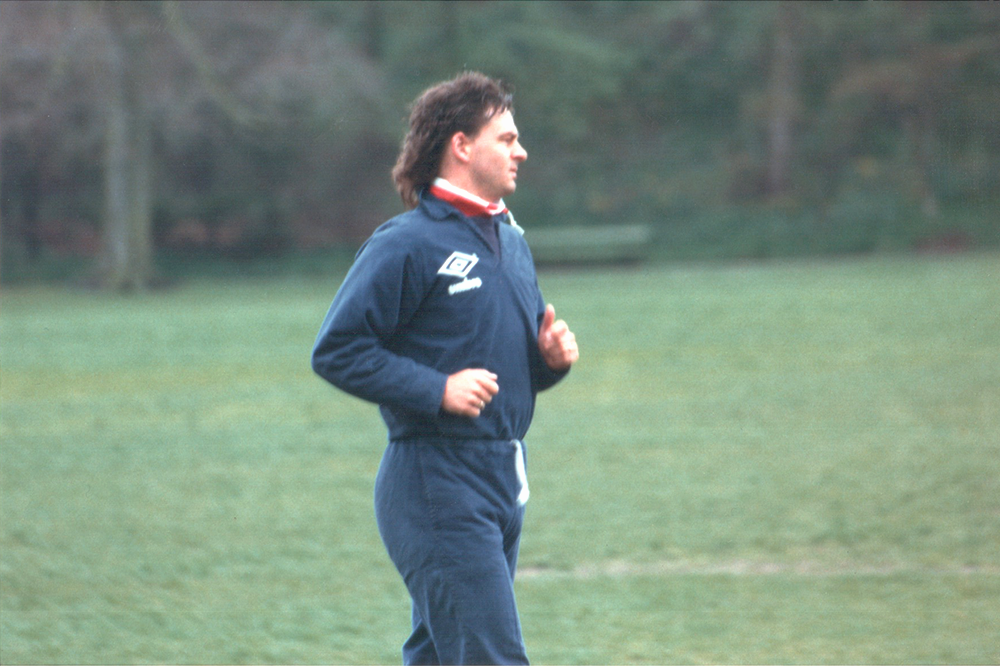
<box><xmin>513</xmin><ymin>141</ymin><xmax>527</xmax><ymax>161</ymax></box>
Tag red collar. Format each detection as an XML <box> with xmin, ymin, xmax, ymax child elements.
<box><xmin>428</xmin><ymin>178</ymin><xmax>508</xmax><ymax>218</ymax></box>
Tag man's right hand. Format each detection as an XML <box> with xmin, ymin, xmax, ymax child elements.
<box><xmin>442</xmin><ymin>369</ymin><xmax>499</xmax><ymax>418</ymax></box>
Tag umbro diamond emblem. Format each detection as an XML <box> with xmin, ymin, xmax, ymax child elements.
<box><xmin>438</xmin><ymin>251</ymin><xmax>479</xmax><ymax>278</ymax></box>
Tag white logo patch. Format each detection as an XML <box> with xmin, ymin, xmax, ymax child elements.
<box><xmin>438</xmin><ymin>251</ymin><xmax>479</xmax><ymax>278</ymax></box>
<box><xmin>448</xmin><ymin>277</ymin><xmax>482</xmax><ymax>295</ymax></box>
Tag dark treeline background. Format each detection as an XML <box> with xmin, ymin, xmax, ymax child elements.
<box><xmin>2</xmin><ymin>1</ymin><xmax>998</xmax><ymax>289</ymax></box>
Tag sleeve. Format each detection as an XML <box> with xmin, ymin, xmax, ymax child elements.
<box><xmin>311</xmin><ymin>231</ymin><xmax>448</xmax><ymax>415</ymax></box>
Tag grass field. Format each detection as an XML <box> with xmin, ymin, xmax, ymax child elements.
<box><xmin>2</xmin><ymin>252</ymin><xmax>999</xmax><ymax>664</ymax></box>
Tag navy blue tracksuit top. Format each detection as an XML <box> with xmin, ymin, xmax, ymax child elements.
<box><xmin>311</xmin><ymin>191</ymin><xmax>567</xmax><ymax>441</ymax></box>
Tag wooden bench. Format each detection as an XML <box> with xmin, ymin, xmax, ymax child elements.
<box><xmin>525</xmin><ymin>224</ymin><xmax>653</xmax><ymax>265</ymax></box>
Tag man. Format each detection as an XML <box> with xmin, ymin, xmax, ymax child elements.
<box><xmin>311</xmin><ymin>71</ymin><xmax>578</xmax><ymax>665</ymax></box>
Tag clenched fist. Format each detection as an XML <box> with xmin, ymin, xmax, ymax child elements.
<box><xmin>442</xmin><ymin>368</ymin><xmax>500</xmax><ymax>418</ymax></box>
<box><xmin>538</xmin><ymin>304</ymin><xmax>579</xmax><ymax>371</ymax></box>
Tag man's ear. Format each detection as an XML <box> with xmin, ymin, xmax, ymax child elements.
<box><xmin>449</xmin><ymin>131</ymin><xmax>472</xmax><ymax>164</ymax></box>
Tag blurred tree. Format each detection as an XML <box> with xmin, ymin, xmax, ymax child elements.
<box><xmin>95</xmin><ymin>2</ymin><xmax>157</xmax><ymax>290</ymax></box>
<box><xmin>3</xmin><ymin>0</ymin><xmax>1000</xmax><ymax>279</ymax></box>
<box><xmin>1</xmin><ymin>1</ymin><xmax>107</xmax><ymax>277</ymax></box>
<box><xmin>1</xmin><ymin>0</ymin><xmax>390</xmax><ymax>289</ymax></box>
<box><xmin>765</xmin><ymin>2</ymin><xmax>801</xmax><ymax>198</ymax></box>
<box><xmin>825</xmin><ymin>3</ymin><xmax>1000</xmax><ymax>219</ymax></box>
<box><xmin>317</xmin><ymin>0</ymin><xmax>632</xmax><ymax>222</ymax></box>
<box><xmin>162</xmin><ymin>1</ymin><xmax>395</xmax><ymax>247</ymax></box>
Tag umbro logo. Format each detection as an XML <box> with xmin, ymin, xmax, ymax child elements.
<box><xmin>438</xmin><ymin>251</ymin><xmax>479</xmax><ymax>278</ymax></box>
<box><xmin>448</xmin><ymin>277</ymin><xmax>482</xmax><ymax>295</ymax></box>
<box><xmin>439</xmin><ymin>251</ymin><xmax>483</xmax><ymax>295</ymax></box>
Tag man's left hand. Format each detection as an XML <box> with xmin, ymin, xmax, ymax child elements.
<box><xmin>538</xmin><ymin>304</ymin><xmax>579</xmax><ymax>371</ymax></box>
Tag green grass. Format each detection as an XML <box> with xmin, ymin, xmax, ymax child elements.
<box><xmin>2</xmin><ymin>254</ymin><xmax>999</xmax><ymax>664</ymax></box>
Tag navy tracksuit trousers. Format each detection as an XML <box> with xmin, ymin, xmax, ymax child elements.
<box><xmin>374</xmin><ymin>439</ymin><xmax>530</xmax><ymax>665</ymax></box>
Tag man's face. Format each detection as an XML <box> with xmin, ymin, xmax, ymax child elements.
<box><xmin>463</xmin><ymin>109</ymin><xmax>528</xmax><ymax>203</ymax></box>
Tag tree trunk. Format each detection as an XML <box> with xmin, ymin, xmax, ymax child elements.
<box><xmin>99</xmin><ymin>4</ymin><xmax>155</xmax><ymax>291</ymax></box>
<box><xmin>361</xmin><ymin>1</ymin><xmax>385</xmax><ymax>60</ymax></box>
<box><xmin>902</xmin><ymin>111</ymin><xmax>940</xmax><ymax>219</ymax></box>
<box><xmin>102</xmin><ymin>29</ymin><xmax>134</xmax><ymax>291</ymax></box>
<box><xmin>766</xmin><ymin>3</ymin><xmax>799</xmax><ymax>198</ymax></box>
<box><xmin>130</xmin><ymin>104</ymin><xmax>155</xmax><ymax>287</ymax></box>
